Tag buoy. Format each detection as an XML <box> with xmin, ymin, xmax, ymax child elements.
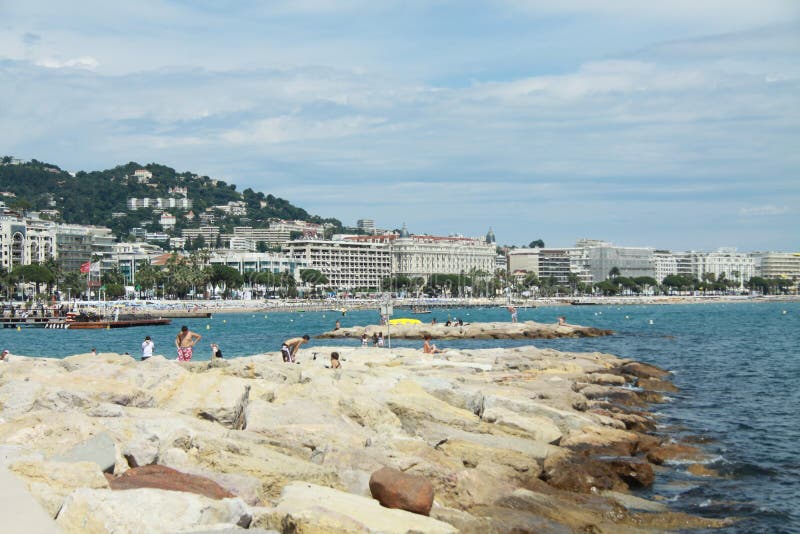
<box><xmin>16</xmin><ymin>326</ymin><xmax>21</xmax><ymax>331</ymax></box>
<box><xmin>106</xmin><ymin>325</ymin><xmax>111</xmax><ymax>330</ymax></box>
<box><xmin>290</xmin><ymin>319</ymin><xmax>294</xmax><ymax>322</ymax></box>
<box><xmin>782</xmin><ymin>310</ymin><xmax>788</xmax><ymax>315</ymax></box>
<box><xmin>625</xmin><ymin>315</ymin><xmax>630</xmax><ymax>319</ymax></box>
<box><xmin>649</xmin><ymin>319</ymin><xmax>654</xmax><ymax>325</ymax></box>
<box><xmin>264</xmin><ymin>315</ymin><xmax>268</xmax><ymax>319</ymax></box>
<box><xmin>322</xmin><ymin>315</ymin><xmax>326</xmax><ymax>318</ymax></box>
<box><xmin>222</xmin><ymin>319</ymin><xmax>226</xmax><ymax>323</ymax></box>
<box><xmin>206</xmin><ymin>324</ymin><xmax>211</xmax><ymax>330</ymax></box>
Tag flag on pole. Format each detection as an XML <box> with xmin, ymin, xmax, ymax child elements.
<box><xmin>80</xmin><ymin>261</ymin><xmax>92</xmax><ymax>273</ymax></box>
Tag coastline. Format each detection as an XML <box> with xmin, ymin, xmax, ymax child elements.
<box><xmin>0</xmin><ymin>343</ymin><xmax>733</xmax><ymax>532</ymax></box>
<box><xmin>72</xmin><ymin>294</ymin><xmax>800</xmax><ymax>318</ymax></box>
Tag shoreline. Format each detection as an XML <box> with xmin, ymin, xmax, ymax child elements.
<box><xmin>60</xmin><ymin>294</ymin><xmax>800</xmax><ymax>317</ymax></box>
<box><xmin>0</xmin><ymin>343</ymin><xmax>733</xmax><ymax>532</ymax></box>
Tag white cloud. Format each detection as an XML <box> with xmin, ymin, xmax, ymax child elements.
<box><xmin>739</xmin><ymin>205</ymin><xmax>791</xmax><ymax>217</ymax></box>
<box><xmin>35</xmin><ymin>56</ymin><xmax>99</xmax><ymax>70</ymax></box>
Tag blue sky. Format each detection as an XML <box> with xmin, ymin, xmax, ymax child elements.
<box><xmin>1</xmin><ymin>1</ymin><xmax>798</xmax><ymax>251</ymax></box>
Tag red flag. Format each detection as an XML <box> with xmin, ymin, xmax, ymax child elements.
<box><xmin>80</xmin><ymin>261</ymin><xmax>91</xmax><ymax>274</ymax></box>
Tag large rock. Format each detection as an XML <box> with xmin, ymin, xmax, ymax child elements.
<box><xmin>369</xmin><ymin>466</ymin><xmax>434</xmax><ymax>516</ymax></box>
<box><xmin>55</xmin><ymin>487</ymin><xmax>251</xmax><ymax>533</ymax></box>
<box><xmin>53</xmin><ymin>432</ymin><xmax>117</xmax><ymax>473</ymax></box>
<box><xmin>153</xmin><ymin>371</ymin><xmax>252</xmax><ymax>428</ymax></box>
<box><xmin>9</xmin><ymin>460</ymin><xmax>109</xmax><ymax>517</ymax></box>
<box><xmin>253</xmin><ymin>481</ymin><xmax>456</xmax><ymax>533</ymax></box>
<box><xmin>108</xmin><ymin>465</ymin><xmax>234</xmax><ymax>499</ymax></box>
<box><xmin>480</xmin><ymin>405</ymin><xmax>563</xmax><ymax>444</ymax></box>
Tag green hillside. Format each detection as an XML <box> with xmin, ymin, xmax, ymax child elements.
<box><xmin>0</xmin><ymin>157</ymin><xmax>342</xmax><ymax>242</ymax></box>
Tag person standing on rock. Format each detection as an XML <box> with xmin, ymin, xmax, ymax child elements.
<box><xmin>211</xmin><ymin>342</ymin><xmax>223</xmax><ymax>359</ymax></box>
<box><xmin>175</xmin><ymin>325</ymin><xmax>201</xmax><ymax>362</ymax></box>
<box><xmin>281</xmin><ymin>335</ymin><xmax>309</xmax><ymax>363</ymax></box>
<box><xmin>508</xmin><ymin>306</ymin><xmax>518</xmax><ymax>323</ymax></box>
<box><xmin>141</xmin><ymin>336</ymin><xmax>154</xmax><ymax>361</ymax></box>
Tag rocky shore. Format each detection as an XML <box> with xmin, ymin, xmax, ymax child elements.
<box><xmin>0</xmin><ymin>345</ymin><xmax>732</xmax><ymax>533</ymax></box>
<box><xmin>319</xmin><ymin>320</ymin><xmax>613</xmax><ymax>340</ymax></box>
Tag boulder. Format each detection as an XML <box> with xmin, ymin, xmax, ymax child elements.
<box><xmin>153</xmin><ymin>371</ymin><xmax>252</xmax><ymax>428</ymax></box>
<box><xmin>55</xmin><ymin>487</ymin><xmax>251</xmax><ymax>533</ymax></box>
<box><xmin>480</xmin><ymin>406</ymin><xmax>563</xmax><ymax>444</ymax></box>
<box><xmin>253</xmin><ymin>481</ymin><xmax>456</xmax><ymax>533</ymax></box>
<box><xmin>8</xmin><ymin>460</ymin><xmax>109</xmax><ymax>517</ymax></box>
<box><xmin>53</xmin><ymin>432</ymin><xmax>117</xmax><ymax>473</ymax></box>
<box><xmin>108</xmin><ymin>465</ymin><xmax>234</xmax><ymax>499</ymax></box>
<box><xmin>369</xmin><ymin>466</ymin><xmax>434</xmax><ymax>516</ymax></box>
<box><xmin>646</xmin><ymin>442</ymin><xmax>707</xmax><ymax>465</ymax></box>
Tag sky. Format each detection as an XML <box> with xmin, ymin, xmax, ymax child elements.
<box><xmin>1</xmin><ymin>1</ymin><xmax>798</xmax><ymax>252</ymax></box>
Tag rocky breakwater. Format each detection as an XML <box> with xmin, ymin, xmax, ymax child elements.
<box><xmin>319</xmin><ymin>319</ymin><xmax>613</xmax><ymax>340</ymax></box>
<box><xmin>0</xmin><ymin>346</ymin><xmax>732</xmax><ymax>533</ymax></box>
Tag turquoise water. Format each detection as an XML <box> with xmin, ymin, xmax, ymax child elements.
<box><xmin>2</xmin><ymin>301</ymin><xmax>798</xmax><ymax>531</ymax></box>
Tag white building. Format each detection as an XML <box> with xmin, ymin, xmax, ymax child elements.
<box><xmin>127</xmin><ymin>197</ymin><xmax>193</xmax><ymax>211</ymax></box>
<box><xmin>357</xmin><ymin>219</ymin><xmax>375</xmax><ymax>234</ymax></box>
<box><xmin>284</xmin><ymin>239</ymin><xmax>391</xmax><ymax>290</ymax></box>
<box><xmin>653</xmin><ymin>251</ymin><xmax>679</xmax><ymax>283</ymax></box>
<box><xmin>132</xmin><ymin>169</ymin><xmax>153</xmax><ymax>183</ymax></box>
<box><xmin>159</xmin><ymin>213</ymin><xmax>176</xmax><ymax>229</ymax></box>
<box><xmin>0</xmin><ymin>215</ymin><xmax>57</xmax><ymax>269</ymax></box>
<box><xmin>507</xmin><ymin>247</ymin><xmax>592</xmax><ymax>284</ymax></box>
<box><xmin>674</xmin><ymin>249</ymin><xmax>756</xmax><ymax>285</ymax></box>
<box><xmin>753</xmin><ymin>252</ymin><xmax>800</xmax><ymax>283</ymax></box>
<box><xmin>209</xmin><ymin>251</ymin><xmax>308</xmax><ymax>279</ymax></box>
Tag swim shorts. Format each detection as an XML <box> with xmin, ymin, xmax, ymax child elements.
<box><xmin>177</xmin><ymin>346</ymin><xmax>193</xmax><ymax>362</ymax></box>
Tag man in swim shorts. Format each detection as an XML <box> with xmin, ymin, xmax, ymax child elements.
<box><xmin>281</xmin><ymin>335</ymin><xmax>310</xmax><ymax>363</ymax></box>
<box><xmin>175</xmin><ymin>325</ymin><xmax>202</xmax><ymax>362</ymax></box>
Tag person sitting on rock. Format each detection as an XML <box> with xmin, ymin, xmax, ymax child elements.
<box><xmin>329</xmin><ymin>351</ymin><xmax>341</xmax><ymax>369</ymax></box>
<box><xmin>557</xmin><ymin>316</ymin><xmax>567</xmax><ymax>326</ymax></box>
<box><xmin>422</xmin><ymin>335</ymin><xmax>446</xmax><ymax>354</ymax></box>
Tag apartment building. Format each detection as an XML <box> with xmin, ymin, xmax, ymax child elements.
<box><xmin>673</xmin><ymin>249</ymin><xmax>756</xmax><ymax>285</ymax></box>
<box><xmin>127</xmin><ymin>197</ymin><xmax>193</xmax><ymax>210</ymax></box>
<box><xmin>209</xmin><ymin>251</ymin><xmax>308</xmax><ymax>278</ymax></box>
<box><xmin>284</xmin><ymin>239</ymin><xmax>391</xmax><ymax>290</ymax></box>
<box><xmin>0</xmin><ymin>215</ymin><xmax>57</xmax><ymax>269</ymax></box>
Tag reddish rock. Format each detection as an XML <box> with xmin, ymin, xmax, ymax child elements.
<box><xmin>621</xmin><ymin>362</ymin><xmax>671</xmax><ymax>380</ymax></box>
<box><xmin>638</xmin><ymin>377</ymin><xmax>679</xmax><ymax>393</ymax></box>
<box><xmin>369</xmin><ymin>466</ymin><xmax>434</xmax><ymax>516</ymax></box>
<box><xmin>607</xmin><ymin>458</ymin><xmax>655</xmax><ymax>489</ymax></box>
<box><xmin>646</xmin><ymin>443</ymin><xmax>706</xmax><ymax>465</ymax></box>
<box><xmin>108</xmin><ymin>465</ymin><xmax>234</xmax><ymax>500</ymax></box>
<box><xmin>542</xmin><ymin>456</ymin><xmax>628</xmax><ymax>493</ymax></box>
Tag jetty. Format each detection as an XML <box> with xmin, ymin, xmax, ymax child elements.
<box><xmin>0</xmin><ymin>347</ymin><xmax>730</xmax><ymax>532</ymax></box>
<box><xmin>318</xmin><ymin>319</ymin><xmax>613</xmax><ymax>340</ymax></box>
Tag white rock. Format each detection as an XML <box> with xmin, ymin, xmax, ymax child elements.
<box><xmin>254</xmin><ymin>481</ymin><xmax>457</xmax><ymax>534</ymax></box>
<box><xmin>56</xmin><ymin>488</ymin><xmax>251</xmax><ymax>533</ymax></box>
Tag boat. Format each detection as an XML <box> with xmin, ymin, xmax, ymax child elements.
<box><xmin>64</xmin><ymin>318</ymin><xmax>172</xmax><ymax>329</ymax></box>
<box><xmin>570</xmin><ymin>300</ymin><xmax>598</xmax><ymax>306</ymax></box>
<box><xmin>388</xmin><ymin>318</ymin><xmax>422</xmax><ymax>325</ymax></box>
<box><xmin>60</xmin><ymin>312</ymin><xmax>172</xmax><ymax>329</ymax></box>
<box><xmin>411</xmin><ymin>307</ymin><xmax>431</xmax><ymax>314</ymax></box>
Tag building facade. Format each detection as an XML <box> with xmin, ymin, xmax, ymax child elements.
<box><xmin>284</xmin><ymin>239</ymin><xmax>391</xmax><ymax>290</ymax></box>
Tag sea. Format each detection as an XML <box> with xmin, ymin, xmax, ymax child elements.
<box><xmin>2</xmin><ymin>300</ymin><xmax>798</xmax><ymax>532</ymax></box>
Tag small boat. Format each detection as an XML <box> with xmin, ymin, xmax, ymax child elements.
<box><xmin>62</xmin><ymin>312</ymin><xmax>171</xmax><ymax>329</ymax></box>
<box><xmin>389</xmin><ymin>318</ymin><xmax>422</xmax><ymax>325</ymax></box>
<box><xmin>65</xmin><ymin>318</ymin><xmax>172</xmax><ymax>329</ymax></box>
<box><xmin>570</xmin><ymin>300</ymin><xmax>598</xmax><ymax>306</ymax></box>
<box><xmin>411</xmin><ymin>307</ymin><xmax>431</xmax><ymax>314</ymax></box>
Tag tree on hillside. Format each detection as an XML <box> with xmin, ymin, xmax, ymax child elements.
<box><xmin>528</xmin><ymin>239</ymin><xmax>545</xmax><ymax>248</ymax></box>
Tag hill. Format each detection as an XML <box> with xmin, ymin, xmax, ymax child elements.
<box><xmin>0</xmin><ymin>157</ymin><xmax>343</xmax><ymax>242</ymax></box>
